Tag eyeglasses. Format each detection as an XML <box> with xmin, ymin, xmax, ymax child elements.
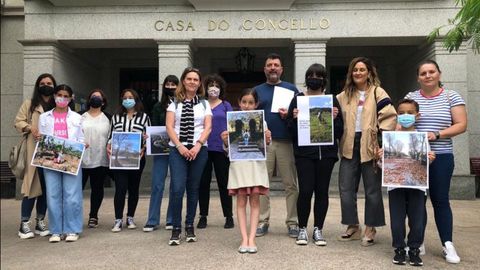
<box><xmin>184</xmin><ymin>67</ymin><xmax>200</xmax><ymax>73</ymax></box>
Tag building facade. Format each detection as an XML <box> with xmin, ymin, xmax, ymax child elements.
<box><xmin>2</xmin><ymin>0</ymin><xmax>479</xmax><ymax>198</ymax></box>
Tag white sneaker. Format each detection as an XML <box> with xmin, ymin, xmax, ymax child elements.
<box><xmin>49</xmin><ymin>234</ymin><xmax>61</xmax><ymax>243</ymax></box>
<box><xmin>443</xmin><ymin>241</ymin><xmax>460</xmax><ymax>264</ymax></box>
<box><xmin>111</xmin><ymin>219</ymin><xmax>122</xmax><ymax>232</ymax></box>
<box><xmin>65</xmin><ymin>233</ymin><xmax>79</xmax><ymax>242</ymax></box>
<box><xmin>419</xmin><ymin>243</ymin><xmax>426</xmax><ymax>256</ymax></box>
<box><xmin>127</xmin><ymin>216</ymin><xmax>137</xmax><ymax>229</ymax></box>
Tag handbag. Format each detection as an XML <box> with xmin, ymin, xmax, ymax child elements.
<box><xmin>8</xmin><ymin>134</ymin><xmax>28</xmax><ymax>179</ymax></box>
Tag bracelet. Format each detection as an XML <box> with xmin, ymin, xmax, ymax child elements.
<box><xmin>176</xmin><ymin>144</ymin><xmax>183</xmax><ymax>149</ymax></box>
<box><xmin>196</xmin><ymin>140</ymin><xmax>204</xmax><ymax>146</ymax></box>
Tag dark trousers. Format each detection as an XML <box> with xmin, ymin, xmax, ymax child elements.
<box><xmin>113</xmin><ymin>158</ymin><xmax>145</xmax><ymax>219</ymax></box>
<box><xmin>389</xmin><ymin>188</ymin><xmax>426</xmax><ymax>249</ymax></box>
<box><xmin>82</xmin><ymin>166</ymin><xmax>108</xmax><ymax>219</ymax></box>
<box><xmin>429</xmin><ymin>153</ymin><xmax>454</xmax><ymax>244</ymax></box>
<box><xmin>338</xmin><ymin>133</ymin><xmax>385</xmax><ymax>226</ymax></box>
<box><xmin>296</xmin><ymin>157</ymin><xmax>335</xmax><ymax>229</ymax></box>
<box><xmin>198</xmin><ymin>151</ymin><xmax>232</xmax><ymax>218</ymax></box>
<box><xmin>21</xmin><ymin>168</ymin><xmax>47</xmax><ymax>221</ymax></box>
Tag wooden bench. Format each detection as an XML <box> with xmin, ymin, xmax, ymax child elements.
<box><xmin>0</xmin><ymin>161</ymin><xmax>16</xmax><ymax>198</ymax></box>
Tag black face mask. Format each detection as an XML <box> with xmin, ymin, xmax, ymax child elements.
<box><xmin>38</xmin><ymin>85</ymin><xmax>54</xmax><ymax>96</ymax></box>
<box><xmin>89</xmin><ymin>96</ymin><xmax>103</xmax><ymax>108</ymax></box>
<box><xmin>306</xmin><ymin>78</ymin><xmax>325</xmax><ymax>91</ymax></box>
<box><xmin>163</xmin><ymin>87</ymin><xmax>176</xmax><ymax>97</ymax></box>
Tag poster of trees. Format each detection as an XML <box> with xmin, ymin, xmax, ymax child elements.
<box><xmin>31</xmin><ymin>134</ymin><xmax>85</xmax><ymax>176</ymax></box>
<box><xmin>297</xmin><ymin>95</ymin><xmax>334</xmax><ymax>146</ymax></box>
<box><xmin>109</xmin><ymin>132</ymin><xmax>142</xmax><ymax>169</ymax></box>
<box><xmin>382</xmin><ymin>131</ymin><xmax>429</xmax><ymax>188</ymax></box>
<box><xmin>226</xmin><ymin>110</ymin><xmax>266</xmax><ymax>161</ymax></box>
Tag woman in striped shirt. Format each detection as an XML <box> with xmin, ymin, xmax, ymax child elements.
<box><xmin>405</xmin><ymin>60</ymin><xmax>467</xmax><ymax>264</ymax></box>
<box><xmin>166</xmin><ymin>67</ymin><xmax>212</xmax><ymax>245</ymax></box>
<box><xmin>107</xmin><ymin>89</ymin><xmax>151</xmax><ymax>232</ymax></box>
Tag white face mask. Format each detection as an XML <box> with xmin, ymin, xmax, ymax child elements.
<box><xmin>208</xmin><ymin>86</ymin><xmax>220</xmax><ymax>98</ymax></box>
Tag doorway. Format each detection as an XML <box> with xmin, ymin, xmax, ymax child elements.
<box><xmin>119</xmin><ymin>68</ymin><xmax>159</xmax><ymax>117</ymax></box>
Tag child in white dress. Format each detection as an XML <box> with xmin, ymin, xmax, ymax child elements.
<box><xmin>221</xmin><ymin>88</ymin><xmax>271</xmax><ymax>254</ymax></box>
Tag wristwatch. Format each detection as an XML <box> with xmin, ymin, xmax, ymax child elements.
<box><xmin>434</xmin><ymin>131</ymin><xmax>441</xmax><ymax>140</ymax></box>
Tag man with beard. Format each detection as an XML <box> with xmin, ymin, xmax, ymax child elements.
<box><xmin>254</xmin><ymin>53</ymin><xmax>299</xmax><ymax>238</ymax></box>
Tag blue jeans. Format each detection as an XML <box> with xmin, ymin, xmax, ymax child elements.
<box><xmin>21</xmin><ymin>167</ymin><xmax>47</xmax><ymax>221</ymax></box>
<box><xmin>429</xmin><ymin>153</ymin><xmax>454</xmax><ymax>244</ymax></box>
<box><xmin>169</xmin><ymin>146</ymin><xmax>208</xmax><ymax>228</ymax></box>
<box><xmin>145</xmin><ymin>155</ymin><xmax>173</xmax><ymax>226</ymax></box>
<box><xmin>43</xmin><ymin>169</ymin><xmax>83</xmax><ymax>234</ymax></box>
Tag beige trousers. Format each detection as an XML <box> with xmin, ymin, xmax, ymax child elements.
<box><xmin>259</xmin><ymin>139</ymin><xmax>298</xmax><ymax>227</ymax></box>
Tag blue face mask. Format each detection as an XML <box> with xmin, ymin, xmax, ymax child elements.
<box><xmin>398</xmin><ymin>114</ymin><xmax>416</xmax><ymax>128</ymax></box>
<box><xmin>122</xmin><ymin>98</ymin><xmax>136</xmax><ymax>109</ymax></box>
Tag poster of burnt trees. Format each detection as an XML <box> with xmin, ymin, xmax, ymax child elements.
<box><xmin>31</xmin><ymin>134</ymin><xmax>85</xmax><ymax>175</ymax></box>
<box><xmin>146</xmin><ymin>126</ymin><xmax>170</xmax><ymax>155</ymax></box>
<box><xmin>382</xmin><ymin>131</ymin><xmax>429</xmax><ymax>188</ymax></box>
<box><xmin>109</xmin><ymin>132</ymin><xmax>142</xmax><ymax>169</ymax></box>
<box><xmin>226</xmin><ymin>110</ymin><xmax>266</xmax><ymax>161</ymax></box>
<box><xmin>297</xmin><ymin>95</ymin><xmax>334</xmax><ymax>146</ymax></box>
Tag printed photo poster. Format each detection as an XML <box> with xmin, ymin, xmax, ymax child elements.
<box><xmin>146</xmin><ymin>126</ymin><xmax>170</xmax><ymax>155</ymax></box>
<box><xmin>109</xmin><ymin>132</ymin><xmax>142</xmax><ymax>170</ymax></box>
<box><xmin>226</xmin><ymin>110</ymin><xmax>266</xmax><ymax>161</ymax></box>
<box><xmin>297</xmin><ymin>95</ymin><xmax>334</xmax><ymax>146</ymax></box>
<box><xmin>271</xmin><ymin>86</ymin><xmax>295</xmax><ymax>113</ymax></box>
<box><xmin>31</xmin><ymin>134</ymin><xmax>85</xmax><ymax>176</ymax></box>
<box><xmin>382</xmin><ymin>131</ymin><xmax>429</xmax><ymax>189</ymax></box>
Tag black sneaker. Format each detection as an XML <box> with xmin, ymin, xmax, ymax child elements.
<box><xmin>88</xmin><ymin>217</ymin><xmax>98</xmax><ymax>228</ymax></box>
<box><xmin>169</xmin><ymin>228</ymin><xmax>181</xmax><ymax>246</ymax></box>
<box><xmin>393</xmin><ymin>248</ymin><xmax>407</xmax><ymax>265</ymax></box>
<box><xmin>185</xmin><ymin>225</ymin><xmax>197</xmax><ymax>242</ymax></box>
<box><xmin>197</xmin><ymin>216</ymin><xmax>207</xmax><ymax>229</ymax></box>
<box><xmin>224</xmin><ymin>216</ymin><xmax>234</xmax><ymax>229</ymax></box>
<box><xmin>18</xmin><ymin>221</ymin><xmax>35</xmax><ymax>239</ymax></box>
<box><xmin>35</xmin><ymin>218</ymin><xmax>50</xmax><ymax>236</ymax></box>
<box><xmin>409</xmin><ymin>248</ymin><xmax>424</xmax><ymax>266</ymax></box>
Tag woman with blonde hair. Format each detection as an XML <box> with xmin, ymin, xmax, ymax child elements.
<box><xmin>336</xmin><ymin>57</ymin><xmax>397</xmax><ymax>246</ymax></box>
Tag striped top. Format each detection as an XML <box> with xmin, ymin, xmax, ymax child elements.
<box><xmin>109</xmin><ymin>112</ymin><xmax>151</xmax><ymax>144</ymax></box>
<box><xmin>405</xmin><ymin>89</ymin><xmax>465</xmax><ymax>154</ymax></box>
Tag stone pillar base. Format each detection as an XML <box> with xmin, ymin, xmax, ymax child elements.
<box><xmin>450</xmin><ymin>175</ymin><xmax>477</xmax><ymax>200</ymax></box>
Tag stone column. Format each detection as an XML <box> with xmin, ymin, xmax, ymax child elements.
<box><xmin>431</xmin><ymin>40</ymin><xmax>475</xmax><ymax>199</ymax></box>
<box><xmin>157</xmin><ymin>40</ymin><xmax>193</xmax><ymax>91</ymax></box>
<box><xmin>293</xmin><ymin>40</ymin><xmax>328</xmax><ymax>91</ymax></box>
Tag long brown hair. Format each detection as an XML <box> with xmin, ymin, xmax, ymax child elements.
<box><xmin>342</xmin><ymin>57</ymin><xmax>381</xmax><ymax>103</ymax></box>
<box><xmin>175</xmin><ymin>67</ymin><xmax>205</xmax><ymax>102</ymax></box>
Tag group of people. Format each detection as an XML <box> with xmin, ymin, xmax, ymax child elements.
<box><xmin>14</xmin><ymin>53</ymin><xmax>466</xmax><ymax>266</ymax></box>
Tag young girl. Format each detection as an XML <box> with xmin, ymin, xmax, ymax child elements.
<box><xmin>221</xmin><ymin>88</ymin><xmax>271</xmax><ymax>254</ymax></box>
<box><xmin>39</xmin><ymin>84</ymin><xmax>84</xmax><ymax>242</ymax></box>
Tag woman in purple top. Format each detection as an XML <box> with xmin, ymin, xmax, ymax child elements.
<box><xmin>197</xmin><ymin>74</ymin><xmax>234</xmax><ymax>229</ymax></box>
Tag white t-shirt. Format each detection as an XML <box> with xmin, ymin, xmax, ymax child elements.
<box><xmin>355</xmin><ymin>90</ymin><xmax>366</xmax><ymax>132</ymax></box>
<box><xmin>167</xmin><ymin>100</ymin><xmax>212</xmax><ymax>147</ymax></box>
<box><xmin>81</xmin><ymin>112</ymin><xmax>110</xmax><ymax>168</ymax></box>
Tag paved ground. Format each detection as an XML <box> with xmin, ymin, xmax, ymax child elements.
<box><xmin>1</xmin><ymin>190</ymin><xmax>479</xmax><ymax>270</ymax></box>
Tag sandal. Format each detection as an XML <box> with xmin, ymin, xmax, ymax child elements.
<box><xmin>88</xmin><ymin>217</ymin><xmax>98</xmax><ymax>228</ymax></box>
<box><xmin>338</xmin><ymin>225</ymin><xmax>361</xmax><ymax>241</ymax></box>
<box><xmin>361</xmin><ymin>227</ymin><xmax>376</xmax><ymax>246</ymax></box>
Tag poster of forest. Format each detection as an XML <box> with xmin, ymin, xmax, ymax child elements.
<box><xmin>382</xmin><ymin>131</ymin><xmax>429</xmax><ymax>189</ymax></box>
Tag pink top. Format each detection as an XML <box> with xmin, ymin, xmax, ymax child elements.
<box><xmin>53</xmin><ymin>110</ymin><xmax>68</xmax><ymax>139</ymax></box>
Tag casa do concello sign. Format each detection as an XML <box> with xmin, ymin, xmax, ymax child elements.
<box><xmin>154</xmin><ymin>18</ymin><xmax>331</xmax><ymax>32</ymax></box>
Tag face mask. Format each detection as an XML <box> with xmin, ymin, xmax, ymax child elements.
<box><xmin>398</xmin><ymin>114</ymin><xmax>416</xmax><ymax>128</ymax></box>
<box><xmin>89</xmin><ymin>96</ymin><xmax>103</xmax><ymax>108</ymax></box>
<box><xmin>163</xmin><ymin>87</ymin><xmax>176</xmax><ymax>97</ymax></box>
<box><xmin>38</xmin><ymin>85</ymin><xmax>54</xmax><ymax>96</ymax></box>
<box><xmin>122</xmin><ymin>98</ymin><xmax>136</xmax><ymax>109</ymax></box>
<box><xmin>208</xmin><ymin>86</ymin><xmax>220</xmax><ymax>98</ymax></box>
<box><xmin>306</xmin><ymin>78</ymin><xmax>325</xmax><ymax>91</ymax></box>
<box><xmin>55</xmin><ymin>97</ymin><xmax>70</xmax><ymax>108</ymax></box>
